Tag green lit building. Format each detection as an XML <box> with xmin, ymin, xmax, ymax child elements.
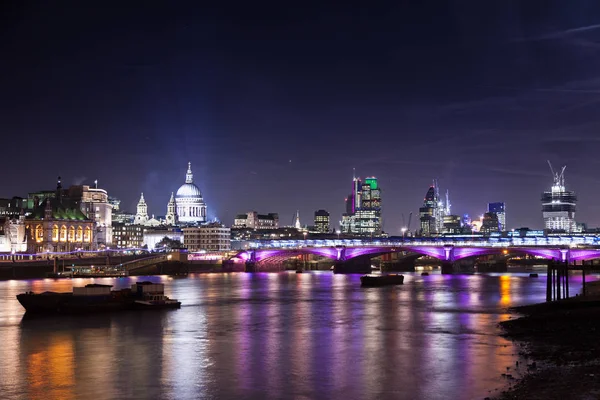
<box><xmin>341</xmin><ymin>175</ymin><xmax>382</xmax><ymax>236</ymax></box>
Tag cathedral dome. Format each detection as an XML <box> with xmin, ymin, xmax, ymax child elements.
<box><xmin>176</xmin><ymin>182</ymin><xmax>202</xmax><ymax>199</ymax></box>
<box><xmin>175</xmin><ymin>162</ymin><xmax>207</xmax><ymax>224</ymax></box>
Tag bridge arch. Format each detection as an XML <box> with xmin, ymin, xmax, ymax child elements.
<box><xmin>233</xmin><ymin>247</ymin><xmax>339</xmax><ymax>263</ymax></box>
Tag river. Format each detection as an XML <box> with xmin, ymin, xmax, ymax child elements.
<box><xmin>0</xmin><ymin>271</ymin><xmax>591</xmax><ymax>400</ymax></box>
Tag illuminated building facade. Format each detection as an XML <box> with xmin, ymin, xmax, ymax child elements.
<box><xmin>340</xmin><ymin>174</ymin><xmax>382</xmax><ymax>236</ymax></box>
<box><xmin>25</xmin><ymin>178</ymin><xmax>94</xmax><ymax>253</ymax></box>
<box><xmin>112</xmin><ymin>211</ymin><xmax>134</xmax><ymax>224</ymax></box>
<box><xmin>67</xmin><ymin>184</ymin><xmax>113</xmax><ymax>246</ymax></box>
<box><xmin>419</xmin><ymin>182</ymin><xmax>449</xmax><ymax>236</ymax></box>
<box><xmin>143</xmin><ymin>228</ymin><xmax>183</xmax><ymax>251</ymax></box>
<box><xmin>419</xmin><ymin>186</ymin><xmax>437</xmax><ymax>236</ymax></box>
<box><xmin>488</xmin><ymin>202</ymin><xmax>506</xmax><ymax>231</ymax></box>
<box><xmin>442</xmin><ymin>215</ymin><xmax>462</xmax><ymax>234</ymax></box>
<box><xmin>233</xmin><ymin>212</ymin><xmax>279</xmax><ymax>229</ymax></box>
<box><xmin>481</xmin><ymin>212</ymin><xmax>500</xmax><ymax>234</ymax></box>
<box><xmin>183</xmin><ymin>223</ymin><xmax>231</xmax><ymax>252</ymax></box>
<box><xmin>112</xmin><ymin>222</ymin><xmax>144</xmax><ymax>248</ymax></box>
<box><xmin>314</xmin><ymin>209</ymin><xmax>330</xmax><ymax>233</ymax></box>
<box><xmin>108</xmin><ymin>196</ymin><xmax>121</xmax><ymax>211</ymax></box>
<box><xmin>0</xmin><ymin>197</ymin><xmax>28</xmax><ymax>218</ymax></box>
<box><xmin>541</xmin><ymin>165</ymin><xmax>577</xmax><ymax>232</ymax></box>
<box><xmin>0</xmin><ymin>214</ymin><xmax>27</xmax><ymax>253</ymax></box>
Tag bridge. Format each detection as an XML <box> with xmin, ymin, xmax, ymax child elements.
<box><xmin>233</xmin><ymin>236</ymin><xmax>600</xmax><ymax>273</ymax></box>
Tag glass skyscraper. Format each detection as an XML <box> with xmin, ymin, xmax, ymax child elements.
<box><xmin>340</xmin><ymin>175</ymin><xmax>382</xmax><ymax>236</ymax></box>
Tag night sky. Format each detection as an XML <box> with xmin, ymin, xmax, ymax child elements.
<box><xmin>2</xmin><ymin>2</ymin><xmax>600</xmax><ymax>232</ymax></box>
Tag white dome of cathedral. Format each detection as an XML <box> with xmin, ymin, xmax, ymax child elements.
<box><xmin>176</xmin><ymin>183</ymin><xmax>202</xmax><ymax>199</ymax></box>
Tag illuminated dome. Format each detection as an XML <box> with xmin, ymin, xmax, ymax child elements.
<box><xmin>175</xmin><ymin>162</ymin><xmax>207</xmax><ymax>224</ymax></box>
<box><xmin>176</xmin><ymin>183</ymin><xmax>202</xmax><ymax>198</ymax></box>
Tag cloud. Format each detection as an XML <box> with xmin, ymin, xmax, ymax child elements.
<box><xmin>514</xmin><ymin>23</ymin><xmax>600</xmax><ymax>42</ymax></box>
<box><xmin>72</xmin><ymin>176</ymin><xmax>87</xmax><ymax>185</ymax></box>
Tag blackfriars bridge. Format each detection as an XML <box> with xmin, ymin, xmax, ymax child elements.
<box><xmin>232</xmin><ymin>236</ymin><xmax>600</xmax><ymax>273</ymax></box>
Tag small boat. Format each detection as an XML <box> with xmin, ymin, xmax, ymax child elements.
<box><xmin>296</xmin><ymin>269</ymin><xmax>303</xmax><ymax>273</ymax></box>
<box><xmin>421</xmin><ymin>272</ymin><xmax>430</xmax><ymax>276</ymax></box>
<box><xmin>529</xmin><ymin>273</ymin><xmax>539</xmax><ymax>278</ymax></box>
<box><xmin>360</xmin><ymin>274</ymin><xmax>404</xmax><ymax>287</ymax></box>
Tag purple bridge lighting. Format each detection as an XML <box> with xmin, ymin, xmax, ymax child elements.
<box><xmin>234</xmin><ymin>245</ymin><xmax>600</xmax><ymax>264</ymax></box>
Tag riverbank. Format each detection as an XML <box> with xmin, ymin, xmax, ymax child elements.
<box><xmin>494</xmin><ymin>296</ymin><xmax>600</xmax><ymax>399</ymax></box>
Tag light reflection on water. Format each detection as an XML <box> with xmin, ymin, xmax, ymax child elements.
<box><xmin>0</xmin><ymin>271</ymin><xmax>597</xmax><ymax>400</ymax></box>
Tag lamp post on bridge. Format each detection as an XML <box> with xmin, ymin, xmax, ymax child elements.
<box><xmin>401</xmin><ymin>228</ymin><xmax>407</xmax><ymax>241</ymax></box>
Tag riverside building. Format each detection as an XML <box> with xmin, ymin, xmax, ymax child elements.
<box><xmin>183</xmin><ymin>223</ymin><xmax>231</xmax><ymax>252</ymax></box>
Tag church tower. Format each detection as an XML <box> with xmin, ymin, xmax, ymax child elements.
<box><xmin>165</xmin><ymin>192</ymin><xmax>178</xmax><ymax>226</ymax></box>
<box><xmin>293</xmin><ymin>210</ymin><xmax>301</xmax><ymax>230</ymax></box>
<box><xmin>134</xmin><ymin>193</ymin><xmax>149</xmax><ymax>225</ymax></box>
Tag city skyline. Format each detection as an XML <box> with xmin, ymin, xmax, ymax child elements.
<box><xmin>0</xmin><ymin>162</ymin><xmax>587</xmax><ymax>232</ymax></box>
<box><xmin>3</xmin><ymin>3</ymin><xmax>600</xmax><ymax>230</ymax></box>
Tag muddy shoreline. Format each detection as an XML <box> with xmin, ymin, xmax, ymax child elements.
<box><xmin>493</xmin><ymin>296</ymin><xmax>600</xmax><ymax>399</ymax></box>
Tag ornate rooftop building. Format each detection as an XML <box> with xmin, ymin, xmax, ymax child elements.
<box><xmin>25</xmin><ymin>177</ymin><xmax>95</xmax><ymax>253</ymax></box>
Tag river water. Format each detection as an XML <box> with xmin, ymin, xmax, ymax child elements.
<box><xmin>0</xmin><ymin>271</ymin><xmax>591</xmax><ymax>400</ymax></box>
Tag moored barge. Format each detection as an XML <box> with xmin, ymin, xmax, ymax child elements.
<box><xmin>17</xmin><ymin>281</ymin><xmax>181</xmax><ymax>314</ymax></box>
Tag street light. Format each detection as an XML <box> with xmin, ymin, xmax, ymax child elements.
<box><xmin>336</xmin><ymin>229</ymin><xmax>341</xmax><ymax>241</ymax></box>
<box><xmin>401</xmin><ymin>228</ymin><xmax>407</xmax><ymax>240</ymax></box>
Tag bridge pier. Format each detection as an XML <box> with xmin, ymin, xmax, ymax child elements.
<box><xmin>245</xmin><ymin>261</ymin><xmax>257</xmax><ymax>273</ymax></box>
<box><xmin>441</xmin><ymin>261</ymin><xmax>454</xmax><ymax>274</ymax></box>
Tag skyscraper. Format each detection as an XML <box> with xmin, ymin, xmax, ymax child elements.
<box><xmin>314</xmin><ymin>209</ymin><xmax>330</xmax><ymax>233</ymax></box>
<box><xmin>541</xmin><ymin>163</ymin><xmax>577</xmax><ymax>232</ymax></box>
<box><xmin>481</xmin><ymin>212</ymin><xmax>500</xmax><ymax>234</ymax></box>
<box><xmin>487</xmin><ymin>202</ymin><xmax>506</xmax><ymax>231</ymax></box>
<box><xmin>419</xmin><ymin>182</ymin><xmax>448</xmax><ymax>236</ymax></box>
<box><xmin>340</xmin><ymin>173</ymin><xmax>382</xmax><ymax>236</ymax></box>
<box><xmin>419</xmin><ymin>186</ymin><xmax>437</xmax><ymax>236</ymax></box>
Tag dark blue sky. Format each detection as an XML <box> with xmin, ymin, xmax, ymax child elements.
<box><xmin>2</xmin><ymin>1</ymin><xmax>600</xmax><ymax>231</ymax></box>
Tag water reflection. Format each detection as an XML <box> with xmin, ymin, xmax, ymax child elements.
<box><xmin>0</xmin><ymin>272</ymin><xmax>595</xmax><ymax>399</ymax></box>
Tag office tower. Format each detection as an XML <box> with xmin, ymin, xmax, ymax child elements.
<box><xmin>487</xmin><ymin>202</ymin><xmax>506</xmax><ymax>231</ymax></box>
<box><xmin>541</xmin><ymin>163</ymin><xmax>576</xmax><ymax>232</ymax></box>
